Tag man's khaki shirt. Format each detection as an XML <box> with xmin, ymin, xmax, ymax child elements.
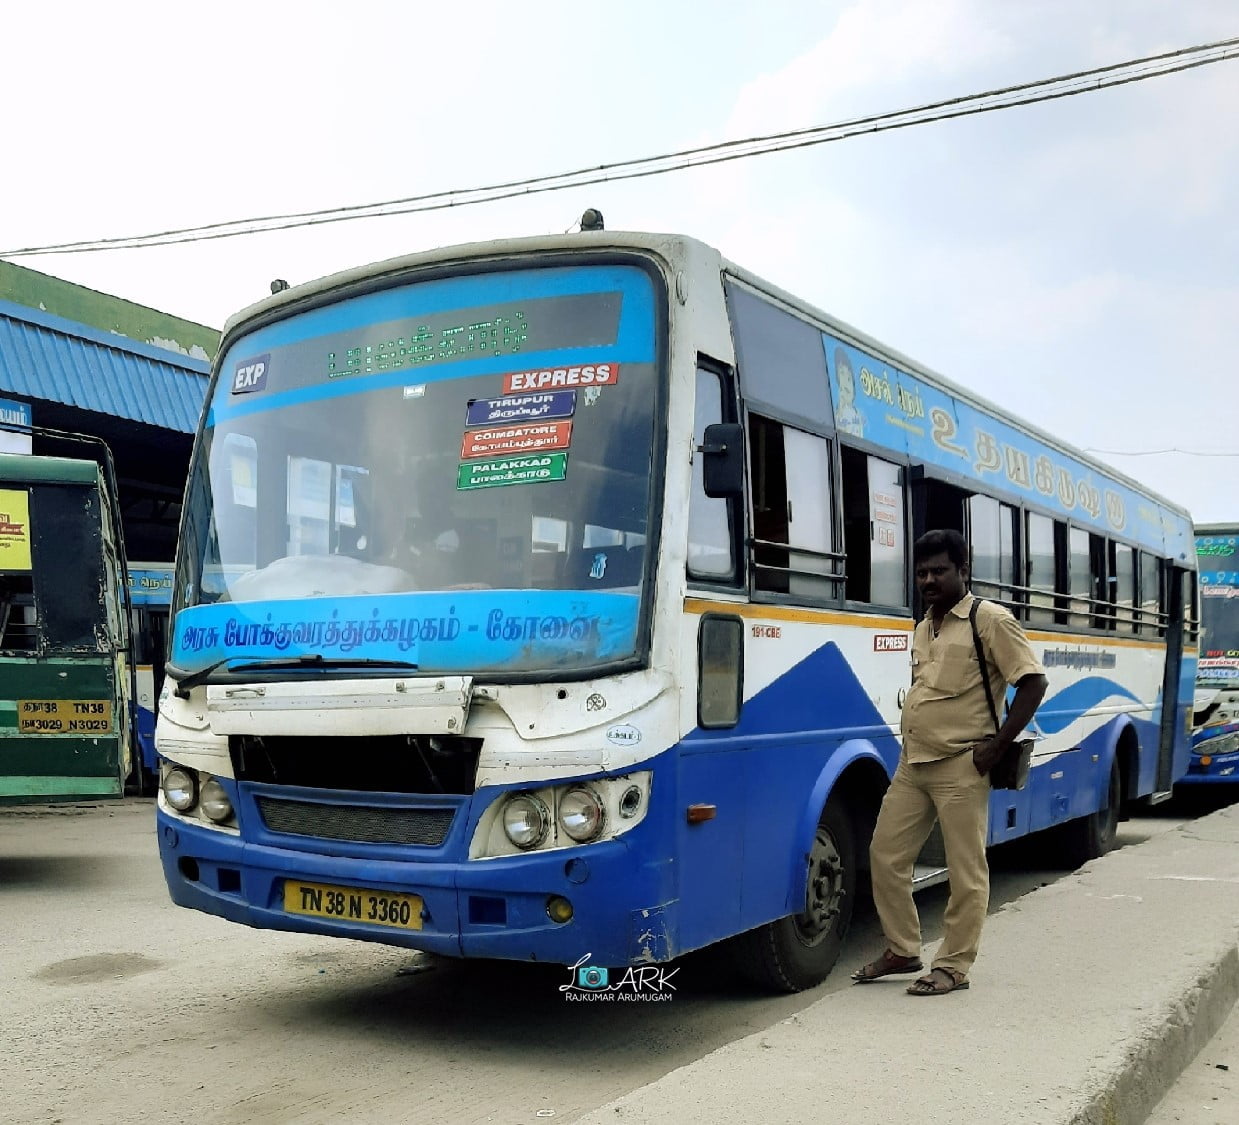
<box><xmin>900</xmin><ymin>593</ymin><xmax>1045</xmax><ymax>763</ymax></box>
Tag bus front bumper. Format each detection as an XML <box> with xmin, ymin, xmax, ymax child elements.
<box><xmin>156</xmin><ymin>809</ymin><xmax>677</xmax><ymax>968</ymax></box>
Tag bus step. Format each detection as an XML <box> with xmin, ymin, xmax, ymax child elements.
<box><xmin>912</xmin><ymin>864</ymin><xmax>949</xmax><ymax>889</ymax></box>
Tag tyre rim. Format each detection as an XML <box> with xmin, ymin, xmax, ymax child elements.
<box><xmin>794</xmin><ymin>825</ymin><xmax>846</xmax><ymax>946</ymax></box>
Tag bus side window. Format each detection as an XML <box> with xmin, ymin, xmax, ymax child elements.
<box><xmin>749</xmin><ymin>416</ymin><xmax>838</xmax><ymax>600</ymax></box>
<box><xmin>840</xmin><ymin>446</ymin><xmax>906</xmax><ymax>607</ymax></box>
<box><xmin>688</xmin><ymin>368</ymin><xmax>735</xmax><ymax>582</ymax></box>
<box><xmin>1026</xmin><ymin>512</ymin><xmax>1057</xmax><ymax>626</ymax></box>
<box><xmin>1111</xmin><ymin>542</ymin><xmax>1136</xmax><ymax>634</ymax></box>
<box><xmin>967</xmin><ymin>495</ymin><xmax>1018</xmax><ymax>612</ymax></box>
<box><xmin>1139</xmin><ymin>552</ymin><xmax>1163</xmax><ymax>636</ymax></box>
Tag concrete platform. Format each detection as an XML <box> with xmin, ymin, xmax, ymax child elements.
<box><xmin>578</xmin><ymin>803</ymin><xmax>1239</xmax><ymax>1125</ymax></box>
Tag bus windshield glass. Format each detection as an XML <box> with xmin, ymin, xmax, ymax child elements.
<box><xmin>1199</xmin><ymin>535</ymin><xmax>1239</xmax><ymax>687</ymax></box>
<box><xmin>173</xmin><ymin>262</ymin><xmax>661</xmax><ymax>679</ymax></box>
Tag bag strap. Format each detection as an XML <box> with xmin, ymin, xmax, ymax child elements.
<box><xmin>968</xmin><ymin>598</ymin><xmax>1001</xmax><ymax>735</ymax></box>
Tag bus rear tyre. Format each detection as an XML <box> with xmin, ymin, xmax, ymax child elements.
<box><xmin>729</xmin><ymin>797</ymin><xmax>856</xmax><ymax>993</ymax></box>
<box><xmin>1057</xmin><ymin>758</ymin><xmax>1121</xmax><ymax>867</ymax></box>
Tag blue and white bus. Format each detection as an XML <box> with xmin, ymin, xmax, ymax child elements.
<box><xmin>155</xmin><ymin>224</ymin><xmax>1198</xmax><ymax>990</ymax></box>
<box><xmin>128</xmin><ymin>561</ymin><xmax>173</xmax><ymax>786</ymax></box>
<box><xmin>1183</xmin><ymin>525</ymin><xmax>1239</xmax><ymax>785</ymax></box>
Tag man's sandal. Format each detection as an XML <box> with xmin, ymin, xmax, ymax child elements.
<box><xmin>906</xmin><ymin>967</ymin><xmax>970</xmax><ymax>996</ymax></box>
<box><xmin>851</xmin><ymin>948</ymin><xmax>924</xmax><ymax>983</ymax></box>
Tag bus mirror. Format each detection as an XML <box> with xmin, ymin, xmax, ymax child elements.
<box><xmin>700</xmin><ymin>423</ymin><xmax>744</xmax><ymax>498</ymax></box>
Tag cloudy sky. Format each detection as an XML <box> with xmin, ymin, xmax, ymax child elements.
<box><xmin>4</xmin><ymin>0</ymin><xmax>1236</xmax><ymax>521</ymax></box>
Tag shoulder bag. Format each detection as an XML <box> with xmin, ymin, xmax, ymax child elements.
<box><xmin>968</xmin><ymin>599</ymin><xmax>1034</xmax><ymax>791</ymax></box>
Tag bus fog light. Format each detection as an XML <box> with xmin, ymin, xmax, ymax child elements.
<box><xmin>559</xmin><ymin>787</ymin><xmax>605</xmax><ymax>842</ymax></box>
<box><xmin>163</xmin><ymin>767</ymin><xmax>198</xmax><ymax>812</ymax></box>
<box><xmin>546</xmin><ymin>896</ymin><xmax>574</xmax><ymax>923</ymax></box>
<box><xmin>200</xmin><ymin>779</ymin><xmax>234</xmax><ymax>824</ymax></box>
<box><xmin>502</xmin><ymin>794</ymin><xmax>550</xmax><ymax>849</ymax></box>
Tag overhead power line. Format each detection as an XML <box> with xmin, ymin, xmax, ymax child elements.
<box><xmin>2</xmin><ymin>35</ymin><xmax>1237</xmax><ymax>258</ymax></box>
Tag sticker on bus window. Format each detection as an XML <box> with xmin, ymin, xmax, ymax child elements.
<box><xmin>501</xmin><ymin>364</ymin><xmax>619</xmax><ymax>394</ymax></box>
<box><xmin>231</xmin><ymin>354</ymin><xmax>269</xmax><ymax>395</ymax></box>
<box><xmin>456</xmin><ymin>453</ymin><xmax>568</xmax><ymax>490</ymax></box>
<box><xmin>466</xmin><ymin>391</ymin><xmax>576</xmax><ymax>426</ymax></box>
<box><xmin>461</xmin><ymin>422</ymin><xmax>572</xmax><ymax>460</ymax></box>
<box><xmin>0</xmin><ymin>489</ymin><xmax>32</xmax><ymax>570</ymax></box>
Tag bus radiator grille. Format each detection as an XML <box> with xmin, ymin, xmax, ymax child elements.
<box><xmin>255</xmin><ymin>796</ymin><xmax>455</xmax><ymax>846</ymax></box>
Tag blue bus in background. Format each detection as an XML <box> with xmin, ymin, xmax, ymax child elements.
<box><xmin>1183</xmin><ymin>526</ymin><xmax>1239</xmax><ymax>785</ymax></box>
<box><xmin>128</xmin><ymin>562</ymin><xmax>172</xmax><ymax>786</ymax></box>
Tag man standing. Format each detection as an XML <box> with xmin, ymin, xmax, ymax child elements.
<box><xmin>852</xmin><ymin>528</ymin><xmax>1047</xmax><ymax>995</ymax></box>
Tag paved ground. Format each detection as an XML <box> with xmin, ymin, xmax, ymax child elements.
<box><xmin>3</xmin><ymin>793</ymin><xmax>1236</xmax><ymax>1124</ymax></box>
<box><xmin>1147</xmin><ymin>997</ymin><xmax>1239</xmax><ymax>1125</ymax></box>
<box><xmin>576</xmin><ymin>798</ymin><xmax>1239</xmax><ymax>1125</ymax></box>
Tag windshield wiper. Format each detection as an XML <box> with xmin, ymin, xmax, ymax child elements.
<box><xmin>167</xmin><ymin>654</ymin><xmax>420</xmax><ymax>696</ymax></box>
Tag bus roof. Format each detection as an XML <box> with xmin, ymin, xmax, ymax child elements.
<box><xmin>0</xmin><ymin>452</ymin><xmax>104</xmax><ymax>486</ymax></box>
<box><xmin>217</xmin><ymin>226</ymin><xmax>1193</xmax><ymax>528</ymax></box>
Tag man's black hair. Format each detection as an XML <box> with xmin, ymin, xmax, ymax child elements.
<box><xmin>913</xmin><ymin>528</ymin><xmax>968</xmax><ymax>570</ymax></box>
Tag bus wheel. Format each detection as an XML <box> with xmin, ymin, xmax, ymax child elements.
<box><xmin>729</xmin><ymin>797</ymin><xmax>856</xmax><ymax>993</ymax></box>
<box><xmin>1057</xmin><ymin>758</ymin><xmax>1121</xmax><ymax>867</ymax></box>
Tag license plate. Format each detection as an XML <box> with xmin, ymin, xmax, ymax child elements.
<box><xmin>283</xmin><ymin>880</ymin><xmax>423</xmax><ymax>930</ymax></box>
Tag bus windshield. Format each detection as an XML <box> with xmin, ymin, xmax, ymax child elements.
<box><xmin>173</xmin><ymin>261</ymin><xmax>661</xmax><ymax>679</ymax></box>
<box><xmin>1199</xmin><ymin>587</ymin><xmax>1239</xmax><ymax>687</ymax></box>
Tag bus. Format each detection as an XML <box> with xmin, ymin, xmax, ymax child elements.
<box><xmin>1</xmin><ymin>450</ymin><xmax>135</xmax><ymax>804</ymax></box>
<box><xmin>129</xmin><ymin>561</ymin><xmax>173</xmax><ymax>787</ymax></box>
<box><xmin>1183</xmin><ymin>525</ymin><xmax>1239</xmax><ymax>784</ymax></box>
<box><xmin>155</xmin><ymin>224</ymin><xmax>1197</xmax><ymax>991</ymax></box>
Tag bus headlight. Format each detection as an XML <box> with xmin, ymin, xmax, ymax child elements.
<box><xmin>559</xmin><ymin>787</ymin><xmax>605</xmax><ymax>843</ymax></box>
<box><xmin>502</xmin><ymin>794</ymin><xmax>550</xmax><ymax>849</ymax></box>
<box><xmin>163</xmin><ymin>767</ymin><xmax>198</xmax><ymax>813</ymax></box>
<box><xmin>200</xmin><ymin>778</ymin><xmax>234</xmax><ymax>824</ymax></box>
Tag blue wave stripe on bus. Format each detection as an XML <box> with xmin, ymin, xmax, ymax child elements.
<box><xmin>685</xmin><ymin>641</ymin><xmax>892</xmax><ymax>743</ymax></box>
<box><xmin>1032</xmin><ymin>676</ymin><xmax>1144</xmax><ymax>735</ymax></box>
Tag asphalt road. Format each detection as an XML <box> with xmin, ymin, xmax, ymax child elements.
<box><xmin>0</xmin><ymin>794</ymin><xmax>1226</xmax><ymax>1125</ymax></box>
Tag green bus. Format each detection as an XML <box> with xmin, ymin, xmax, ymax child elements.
<box><xmin>0</xmin><ymin>451</ymin><xmax>134</xmax><ymax>803</ymax></box>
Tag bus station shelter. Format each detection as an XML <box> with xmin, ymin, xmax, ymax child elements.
<box><xmin>0</xmin><ymin>260</ymin><xmax>216</xmax><ymax>564</ymax></box>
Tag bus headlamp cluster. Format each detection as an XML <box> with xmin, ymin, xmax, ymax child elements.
<box><xmin>493</xmin><ymin>774</ymin><xmax>649</xmax><ymax>854</ymax></box>
<box><xmin>501</xmin><ymin>786</ymin><xmax>606</xmax><ymax>849</ymax></box>
<box><xmin>161</xmin><ymin>766</ymin><xmax>235</xmax><ymax>826</ymax></box>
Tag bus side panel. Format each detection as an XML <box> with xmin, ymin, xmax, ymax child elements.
<box><xmin>674</xmin><ymin>742</ymin><xmax>746</xmax><ymax>954</ymax></box>
<box><xmin>677</xmin><ymin>638</ymin><xmax>899</xmax><ymax>945</ymax></box>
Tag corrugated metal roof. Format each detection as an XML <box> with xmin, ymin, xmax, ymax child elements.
<box><xmin>0</xmin><ymin>299</ymin><xmax>210</xmax><ymax>434</ymax></box>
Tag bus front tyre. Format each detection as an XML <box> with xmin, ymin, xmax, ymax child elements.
<box><xmin>728</xmin><ymin>797</ymin><xmax>856</xmax><ymax>993</ymax></box>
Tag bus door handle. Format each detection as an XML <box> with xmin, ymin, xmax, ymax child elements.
<box><xmin>896</xmin><ymin>687</ymin><xmax>907</xmax><ymax>709</ymax></box>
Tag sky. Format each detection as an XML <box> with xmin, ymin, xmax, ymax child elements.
<box><xmin>3</xmin><ymin>0</ymin><xmax>1236</xmax><ymax>522</ymax></box>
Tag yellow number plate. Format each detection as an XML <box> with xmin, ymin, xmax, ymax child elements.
<box><xmin>18</xmin><ymin>699</ymin><xmax>113</xmax><ymax>734</ymax></box>
<box><xmin>283</xmin><ymin>880</ymin><xmax>423</xmax><ymax>930</ymax></box>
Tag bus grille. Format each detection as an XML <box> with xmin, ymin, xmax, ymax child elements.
<box><xmin>255</xmin><ymin>797</ymin><xmax>455</xmax><ymax>846</ymax></box>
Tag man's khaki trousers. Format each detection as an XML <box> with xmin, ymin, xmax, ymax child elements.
<box><xmin>868</xmin><ymin>749</ymin><xmax>991</xmax><ymax>975</ymax></box>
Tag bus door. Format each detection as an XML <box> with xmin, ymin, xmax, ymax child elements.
<box><xmin>1155</xmin><ymin>565</ymin><xmax>1195</xmax><ymax>794</ymax></box>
